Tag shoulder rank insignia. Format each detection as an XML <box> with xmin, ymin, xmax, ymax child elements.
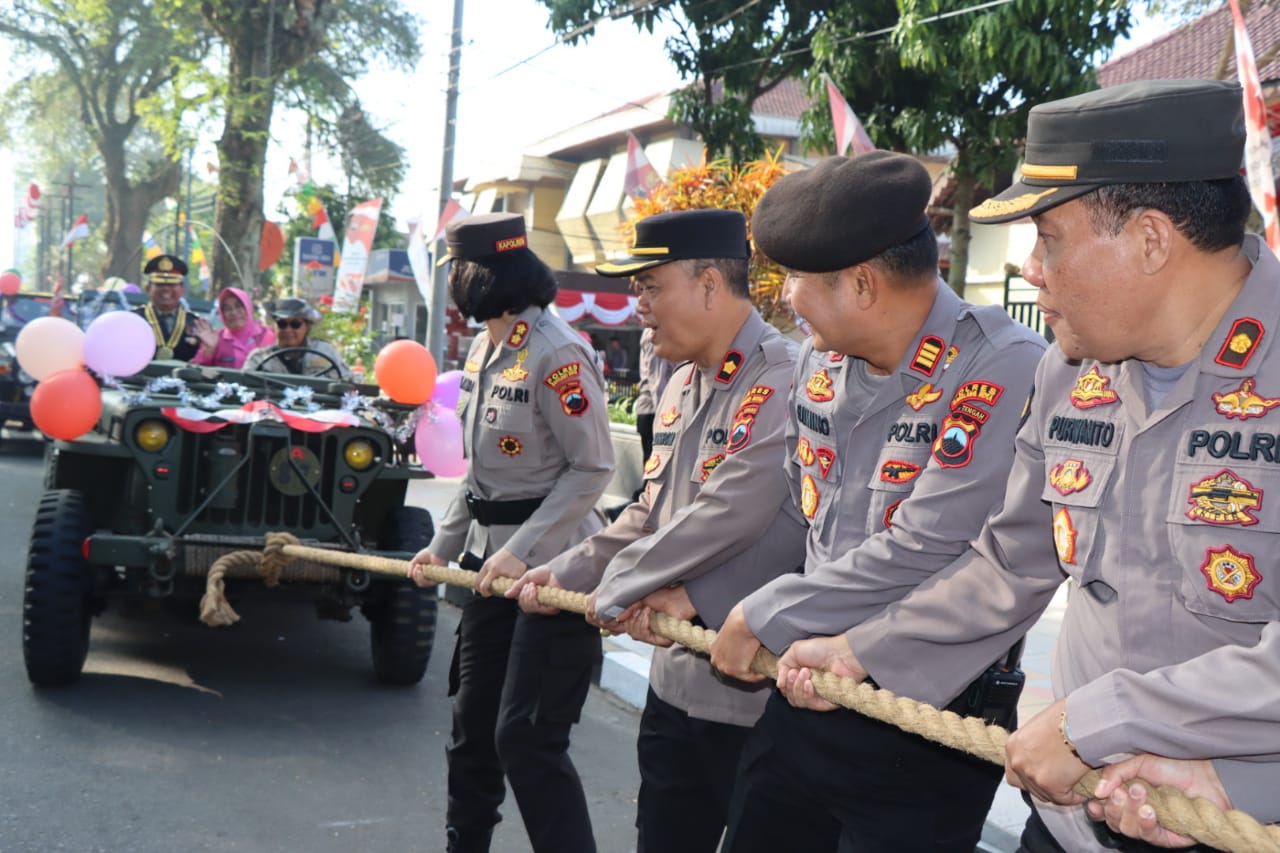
<box><xmin>1070</xmin><ymin>366</ymin><xmax>1119</xmax><ymax>409</ymax></box>
<box><xmin>501</xmin><ymin>348</ymin><xmax>529</xmax><ymax>382</ymax></box>
<box><xmin>715</xmin><ymin>350</ymin><xmax>744</xmax><ymax>384</ymax></box>
<box><xmin>1186</xmin><ymin>470</ymin><xmax>1262</xmax><ymax>526</ymax></box>
<box><xmin>1053</xmin><ymin>507</ymin><xmax>1077</xmax><ymax>565</ymax></box>
<box><xmin>700</xmin><ymin>454</ymin><xmax>725</xmax><ymax>482</ymax></box>
<box><xmin>879</xmin><ymin>459</ymin><xmax>921</xmax><ymax>483</ymax></box>
<box><xmin>498</xmin><ymin>435</ymin><xmax>523</xmax><ymax>456</ymax></box>
<box><xmin>727</xmin><ymin>385</ymin><xmax>774</xmax><ymax>454</ymax></box>
<box><xmin>796</xmin><ymin>435</ymin><xmax>816</xmax><ymax>466</ymax></box>
<box><xmin>910</xmin><ymin>335</ymin><xmax>944</xmax><ymax>376</ymax></box>
<box><xmin>905</xmin><ymin>382</ymin><xmax>943</xmax><ymax>411</ymax></box>
<box><xmin>883</xmin><ymin>499</ymin><xmax>902</xmax><ymax>529</ymax></box>
<box><xmin>1200</xmin><ymin>545</ymin><xmax>1261</xmax><ymax>602</ymax></box>
<box><xmin>828</xmin><ymin>352</ymin><xmax>845</xmax><ymax>364</ymax></box>
<box><xmin>506</xmin><ymin>320</ymin><xmax>529</xmax><ymax>348</ymax></box>
<box><xmin>1048</xmin><ymin>458</ymin><xmax>1092</xmax><ymax>496</ymax></box>
<box><xmin>815</xmin><ymin>447</ymin><xmax>836</xmax><ymax>479</ymax></box>
<box><xmin>1212</xmin><ymin>378</ymin><xmax>1280</xmax><ymax>421</ymax></box>
<box><xmin>944</xmin><ymin>345</ymin><xmax>959</xmax><ymax>369</ymax></box>
<box><xmin>660</xmin><ymin>406</ymin><xmax>680</xmax><ymax>427</ymax></box>
<box><xmin>544</xmin><ymin>362</ymin><xmax>588</xmax><ymax>417</ymax></box>
<box><xmin>806</xmin><ymin>368</ymin><xmax>834</xmax><ymax>402</ymax></box>
<box><xmin>1214</xmin><ymin>318</ymin><xmax>1264</xmax><ymax>370</ymax></box>
<box><xmin>800</xmin><ymin>474</ymin><xmax>819</xmax><ymax>519</ymax></box>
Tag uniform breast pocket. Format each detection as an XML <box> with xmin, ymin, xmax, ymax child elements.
<box><xmin>1040</xmin><ymin>452</ymin><xmax>1117</xmax><ymax>582</ymax></box>
<box><xmin>480</xmin><ymin>402</ymin><xmax>541</xmax><ymax>468</ymax></box>
<box><xmin>643</xmin><ymin>447</ymin><xmax>673</xmax><ymax>482</ymax></box>
<box><xmin>866</xmin><ymin>447</ymin><xmax>930</xmax><ymax>534</ymax></box>
<box><xmin>1167</xmin><ymin>461</ymin><xmax>1280</xmax><ymax>623</ymax></box>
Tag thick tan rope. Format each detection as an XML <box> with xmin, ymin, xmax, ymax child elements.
<box><xmin>208</xmin><ymin>533</ymin><xmax>1280</xmax><ymax>852</ymax></box>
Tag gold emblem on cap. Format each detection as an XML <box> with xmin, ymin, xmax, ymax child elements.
<box><xmin>1019</xmin><ymin>164</ymin><xmax>1079</xmax><ymax>180</ymax></box>
<box><xmin>971</xmin><ymin>188</ymin><xmax>1059</xmax><ymax>218</ymax></box>
<box><xmin>159</xmin><ymin>257</ymin><xmax>173</xmax><ymax>271</ymax></box>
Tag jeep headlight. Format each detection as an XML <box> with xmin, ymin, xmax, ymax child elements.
<box><xmin>344</xmin><ymin>438</ymin><xmax>376</xmax><ymax>470</ymax></box>
<box><xmin>134</xmin><ymin>419</ymin><xmax>172</xmax><ymax>453</ymax></box>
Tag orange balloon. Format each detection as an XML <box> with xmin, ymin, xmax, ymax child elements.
<box><xmin>259</xmin><ymin>221</ymin><xmax>284</xmax><ymax>271</ymax></box>
<box><xmin>31</xmin><ymin>368</ymin><xmax>102</xmax><ymax>441</ymax></box>
<box><xmin>373</xmin><ymin>340</ymin><xmax>438</xmax><ymax>404</ymax></box>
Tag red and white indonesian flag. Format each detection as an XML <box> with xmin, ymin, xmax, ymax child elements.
<box><xmin>1230</xmin><ymin>0</ymin><xmax>1280</xmax><ymax>251</ymax></box>
<box><xmin>62</xmin><ymin>213</ymin><xmax>90</xmax><ymax>247</ymax></box>
<box><xmin>824</xmin><ymin>74</ymin><xmax>874</xmax><ymax>157</ymax></box>
<box><xmin>313</xmin><ymin>203</ymin><xmax>336</xmax><ymax>244</ymax></box>
<box><xmin>430</xmin><ymin>197</ymin><xmax>468</xmax><ymax>244</ymax></box>
<box><xmin>15</xmin><ymin>182</ymin><xmax>39</xmax><ymax>228</ymax></box>
<box><xmin>161</xmin><ymin>400</ymin><xmax>361</xmax><ymax>434</ymax></box>
<box><xmin>623</xmin><ymin>131</ymin><xmax>661</xmax><ymax>199</ymax></box>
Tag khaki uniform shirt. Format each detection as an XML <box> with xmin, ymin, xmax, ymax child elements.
<box><xmin>740</xmin><ymin>283</ymin><xmax>1046</xmax><ymax>657</ymax></box>
<box><xmin>547</xmin><ymin>310</ymin><xmax>807</xmax><ymax>727</ymax></box>
<box><xmin>429</xmin><ymin>306</ymin><xmax>614</xmax><ymax>566</ymax></box>
<box><xmin>847</xmin><ymin>236</ymin><xmax>1280</xmax><ymax>848</ymax></box>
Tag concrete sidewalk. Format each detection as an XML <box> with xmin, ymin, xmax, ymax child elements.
<box><xmin>406</xmin><ymin>475</ymin><xmax>1065</xmax><ymax>853</ymax></box>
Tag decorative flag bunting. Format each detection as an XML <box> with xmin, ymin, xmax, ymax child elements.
<box><xmin>623</xmin><ymin>131</ymin><xmax>661</xmax><ymax>199</ymax></box>
<box><xmin>62</xmin><ymin>214</ymin><xmax>89</xmax><ymax>248</ymax></box>
<box><xmin>823</xmin><ymin>73</ymin><xmax>875</xmax><ymax>157</ymax></box>
<box><xmin>188</xmin><ymin>226</ymin><xmax>211</xmax><ymax>285</ymax></box>
<box><xmin>1229</xmin><ymin>0</ymin><xmax>1280</xmax><ymax>251</ymax></box>
<box><xmin>142</xmin><ymin>230</ymin><xmax>164</xmax><ymax>260</ymax></box>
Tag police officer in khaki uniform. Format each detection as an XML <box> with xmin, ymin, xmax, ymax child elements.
<box><xmin>407</xmin><ymin>213</ymin><xmax>614</xmax><ymax>853</ymax></box>
<box><xmin>780</xmin><ymin>80</ymin><xmax>1280</xmax><ymax>852</ymax></box>
<box><xmin>135</xmin><ymin>254</ymin><xmax>201</xmax><ymax>360</ymax></box>
<box><xmin>706</xmin><ymin>152</ymin><xmax>1047</xmax><ymax>852</ymax></box>
<box><xmin>508</xmin><ymin>209</ymin><xmax>807</xmax><ymax>853</ymax></box>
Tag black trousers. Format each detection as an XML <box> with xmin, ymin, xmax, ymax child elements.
<box><xmin>636</xmin><ymin>687</ymin><xmax>753</xmax><ymax>853</ymax></box>
<box><xmin>722</xmin><ymin>691</ymin><xmax>1003</xmax><ymax>853</ymax></box>
<box><xmin>445</xmin><ymin>593</ymin><xmax>601</xmax><ymax>853</ymax></box>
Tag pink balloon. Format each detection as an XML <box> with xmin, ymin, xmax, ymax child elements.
<box><xmin>83</xmin><ymin>311</ymin><xmax>156</xmax><ymax>377</ymax></box>
<box><xmin>15</xmin><ymin>316</ymin><xmax>85</xmax><ymax>381</ymax></box>
<box><xmin>415</xmin><ymin>402</ymin><xmax>466</xmax><ymax>477</ymax></box>
<box><xmin>431</xmin><ymin>370</ymin><xmax>463</xmax><ymax>411</ymax></box>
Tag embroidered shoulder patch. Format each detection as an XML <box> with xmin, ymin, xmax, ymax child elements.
<box><xmin>910</xmin><ymin>336</ymin><xmax>944</xmax><ymax>376</ymax></box>
<box><xmin>544</xmin><ymin>362</ymin><xmax>588</xmax><ymax>417</ymax></box>
<box><xmin>1070</xmin><ymin>366</ymin><xmax>1119</xmax><ymax>409</ymax></box>
<box><xmin>1214</xmin><ymin>318</ymin><xmax>1264</xmax><ymax>369</ymax></box>
<box><xmin>727</xmin><ymin>385</ymin><xmax>775</xmax><ymax>454</ymax></box>
<box><xmin>1200</xmin><ymin>545</ymin><xmax>1261</xmax><ymax>601</ymax></box>
<box><xmin>932</xmin><ymin>412</ymin><xmax>980</xmax><ymax>468</ymax></box>
<box><xmin>716</xmin><ymin>350</ymin><xmax>744</xmax><ymax>384</ymax></box>
<box><xmin>1212</xmin><ymin>378</ymin><xmax>1280</xmax><ymax>420</ymax></box>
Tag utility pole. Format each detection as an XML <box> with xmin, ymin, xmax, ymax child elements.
<box><xmin>426</xmin><ymin>0</ymin><xmax>464</xmax><ymax>366</ymax></box>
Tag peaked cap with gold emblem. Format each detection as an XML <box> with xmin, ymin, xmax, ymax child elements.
<box><xmin>970</xmin><ymin>79</ymin><xmax>1245</xmax><ymax>224</ymax></box>
<box><xmin>143</xmin><ymin>253</ymin><xmax>188</xmax><ymax>285</ymax></box>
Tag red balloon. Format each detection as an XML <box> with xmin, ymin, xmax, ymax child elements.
<box><xmin>31</xmin><ymin>368</ymin><xmax>102</xmax><ymax>441</ymax></box>
<box><xmin>0</xmin><ymin>271</ymin><xmax>20</xmax><ymax>296</ymax></box>
<box><xmin>373</xmin><ymin>340</ymin><xmax>437</xmax><ymax>405</ymax></box>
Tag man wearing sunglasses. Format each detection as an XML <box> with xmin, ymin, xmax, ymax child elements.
<box><xmin>243</xmin><ymin>296</ymin><xmax>354</xmax><ymax>381</ymax></box>
<box><xmin>135</xmin><ymin>254</ymin><xmax>202</xmax><ymax>361</ymax></box>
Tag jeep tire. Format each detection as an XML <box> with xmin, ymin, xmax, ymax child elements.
<box><xmin>368</xmin><ymin>506</ymin><xmax>437</xmax><ymax>685</ymax></box>
<box><xmin>23</xmin><ymin>489</ymin><xmax>95</xmax><ymax>686</ymax></box>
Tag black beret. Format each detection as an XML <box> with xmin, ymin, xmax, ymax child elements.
<box><xmin>595</xmin><ymin>209</ymin><xmax>750</xmax><ymax>276</ymax></box>
<box><xmin>439</xmin><ymin>212</ymin><xmax>529</xmax><ymax>266</ymax></box>
<box><xmin>752</xmin><ymin>152</ymin><xmax>933</xmax><ymax>273</ymax></box>
<box><xmin>143</xmin><ymin>253</ymin><xmax>187</xmax><ymax>283</ymax></box>
<box><xmin>970</xmin><ymin>79</ymin><xmax>1245</xmax><ymax>224</ymax></box>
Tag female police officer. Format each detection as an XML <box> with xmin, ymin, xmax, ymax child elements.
<box><xmin>408</xmin><ymin>213</ymin><xmax>614</xmax><ymax>853</ymax></box>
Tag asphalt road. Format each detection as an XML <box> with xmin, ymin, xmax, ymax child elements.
<box><xmin>0</xmin><ymin>435</ymin><xmax>642</xmax><ymax>853</ymax></box>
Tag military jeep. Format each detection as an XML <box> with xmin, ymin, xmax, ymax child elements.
<box><xmin>23</xmin><ymin>357</ymin><xmax>438</xmax><ymax>687</ymax></box>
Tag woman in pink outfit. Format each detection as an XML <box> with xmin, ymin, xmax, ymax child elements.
<box><xmin>191</xmin><ymin>287</ymin><xmax>275</xmax><ymax>368</ymax></box>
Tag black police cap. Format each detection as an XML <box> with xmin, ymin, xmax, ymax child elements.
<box><xmin>751</xmin><ymin>152</ymin><xmax>933</xmax><ymax>273</ymax></box>
<box><xmin>439</xmin><ymin>212</ymin><xmax>530</xmax><ymax>266</ymax></box>
<box><xmin>595</xmin><ymin>209</ymin><xmax>750</xmax><ymax>277</ymax></box>
<box><xmin>144</xmin><ymin>254</ymin><xmax>187</xmax><ymax>284</ymax></box>
<box><xmin>970</xmin><ymin>79</ymin><xmax>1246</xmax><ymax>224</ymax></box>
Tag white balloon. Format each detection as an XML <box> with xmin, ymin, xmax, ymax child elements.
<box><xmin>15</xmin><ymin>316</ymin><xmax>86</xmax><ymax>381</ymax></box>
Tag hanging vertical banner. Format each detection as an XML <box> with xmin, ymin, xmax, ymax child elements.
<box><xmin>406</xmin><ymin>217</ymin><xmax>433</xmax><ymax>306</ymax></box>
<box><xmin>1229</xmin><ymin>0</ymin><xmax>1280</xmax><ymax>250</ymax></box>
<box><xmin>332</xmin><ymin>197</ymin><xmax>383</xmax><ymax>313</ymax></box>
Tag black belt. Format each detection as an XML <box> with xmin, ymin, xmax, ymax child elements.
<box><xmin>464</xmin><ymin>491</ymin><xmax>545</xmax><ymax>526</ymax></box>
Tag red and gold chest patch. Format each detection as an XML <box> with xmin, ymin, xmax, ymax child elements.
<box><xmin>1186</xmin><ymin>470</ymin><xmax>1263</xmax><ymax>526</ymax></box>
<box><xmin>1200</xmin><ymin>545</ymin><xmax>1261</xmax><ymax>602</ymax></box>
<box><xmin>700</xmin><ymin>454</ymin><xmax>725</xmax><ymax>482</ymax></box>
<box><xmin>1048</xmin><ymin>458</ymin><xmax>1092</xmax><ymax>496</ymax></box>
<box><xmin>644</xmin><ymin>454</ymin><xmax>662</xmax><ymax>475</ymax></box>
<box><xmin>1070</xmin><ymin>366</ymin><xmax>1119</xmax><ymax>409</ymax></box>
<box><xmin>716</xmin><ymin>350</ymin><xmax>744</xmax><ymax>384</ymax></box>
<box><xmin>1212</xmin><ymin>378</ymin><xmax>1280</xmax><ymax>421</ymax></box>
<box><xmin>800</xmin><ymin>473</ymin><xmax>819</xmax><ymax>519</ymax></box>
<box><xmin>905</xmin><ymin>382</ymin><xmax>943</xmax><ymax>411</ymax></box>
<box><xmin>933</xmin><ymin>412</ymin><xmax>980</xmax><ymax>468</ymax></box>
<box><xmin>805</xmin><ymin>368</ymin><xmax>834</xmax><ymax>402</ymax></box>
<box><xmin>498</xmin><ymin>435</ymin><xmax>523</xmax><ymax>456</ymax></box>
<box><xmin>796</xmin><ymin>436</ymin><xmax>816</xmax><ymax>466</ymax></box>
<box><xmin>659</xmin><ymin>406</ymin><xmax>680</xmax><ymax>427</ymax></box>
<box><xmin>1214</xmin><ymin>318</ymin><xmax>1264</xmax><ymax>370</ymax></box>
<box><xmin>727</xmin><ymin>385</ymin><xmax>774</xmax><ymax>454</ymax></box>
<box><xmin>501</xmin><ymin>348</ymin><xmax>530</xmax><ymax>382</ymax></box>
<box><xmin>544</xmin><ymin>362</ymin><xmax>589</xmax><ymax>417</ymax></box>
<box><xmin>464</xmin><ymin>360</ymin><xmax>481</xmax><ymax>373</ymax></box>
<box><xmin>1053</xmin><ymin>507</ymin><xmax>1077</xmax><ymax>565</ymax></box>
<box><xmin>815</xmin><ymin>447</ymin><xmax>836</xmax><ymax>480</ymax></box>
<box><xmin>879</xmin><ymin>459</ymin><xmax>921</xmax><ymax>483</ymax></box>
<box><xmin>910</xmin><ymin>335</ymin><xmax>944</xmax><ymax>376</ymax></box>
<box><xmin>506</xmin><ymin>320</ymin><xmax>529</xmax><ymax>348</ymax></box>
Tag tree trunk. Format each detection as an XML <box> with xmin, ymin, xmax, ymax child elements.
<box><xmin>947</xmin><ymin>173</ymin><xmax>975</xmax><ymax>298</ymax></box>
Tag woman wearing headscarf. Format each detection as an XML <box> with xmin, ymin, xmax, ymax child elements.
<box><xmin>407</xmin><ymin>213</ymin><xmax>614</xmax><ymax>853</ymax></box>
<box><xmin>191</xmin><ymin>287</ymin><xmax>275</xmax><ymax>369</ymax></box>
